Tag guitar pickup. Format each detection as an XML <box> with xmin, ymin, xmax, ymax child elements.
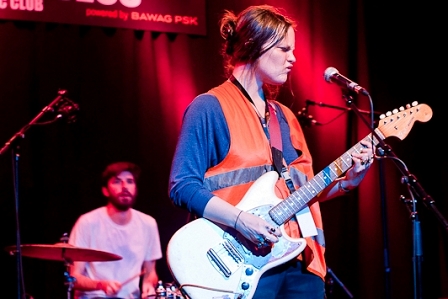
<box><xmin>207</xmin><ymin>240</ymin><xmax>244</xmax><ymax>278</ymax></box>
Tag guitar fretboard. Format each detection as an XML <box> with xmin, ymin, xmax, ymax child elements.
<box><xmin>269</xmin><ymin>130</ymin><xmax>381</xmax><ymax>225</ymax></box>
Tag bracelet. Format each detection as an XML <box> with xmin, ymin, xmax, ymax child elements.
<box><xmin>234</xmin><ymin>210</ymin><xmax>243</xmax><ymax>229</ymax></box>
<box><xmin>338</xmin><ymin>180</ymin><xmax>350</xmax><ymax>193</ymax></box>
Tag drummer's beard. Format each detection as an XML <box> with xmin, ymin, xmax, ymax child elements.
<box><xmin>109</xmin><ymin>191</ymin><xmax>136</xmax><ymax>211</ymax></box>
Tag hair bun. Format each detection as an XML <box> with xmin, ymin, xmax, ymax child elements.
<box><xmin>220</xmin><ymin>21</ymin><xmax>236</xmax><ymax>41</ymax></box>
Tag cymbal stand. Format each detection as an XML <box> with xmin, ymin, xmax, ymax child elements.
<box><xmin>60</xmin><ymin>233</ymin><xmax>76</xmax><ymax>299</ymax></box>
<box><xmin>63</xmin><ymin>264</ymin><xmax>75</xmax><ymax>299</ymax></box>
<box><xmin>0</xmin><ymin>90</ymin><xmax>78</xmax><ymax>299</ymax></box>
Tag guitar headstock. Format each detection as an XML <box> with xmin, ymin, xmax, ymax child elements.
<box><xmin>377</xmin><ymin>101</ymin><xmax>432</xmax><ymax>140</ymax></box>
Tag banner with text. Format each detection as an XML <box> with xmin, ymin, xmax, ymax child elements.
<box><xmin>0</xmin><ymin>0</ymin><xmax>206</xmax><ymax>35</ymax></box>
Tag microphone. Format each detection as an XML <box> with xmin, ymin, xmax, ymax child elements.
<box><xmin>323</xmin><ymin>67</ymin><xmax>369</xmax><ymax>96</ymax></box>
<box><xmin>56</xmin><ymin>98</ymin><xmax>80</xmax><ymax>123</ymax></box>
<box><xmin>305</xmin><ymin>99</ymin><xmax>316</xmax><ymax>106</ymax></box>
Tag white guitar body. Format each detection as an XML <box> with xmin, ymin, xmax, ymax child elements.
<box><xmin>167</xmin><ymin>171</ymin><xmax>306</xmax><ymax>299</ymax></box>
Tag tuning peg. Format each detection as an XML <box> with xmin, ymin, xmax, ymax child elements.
<box><xmin>406</xmin><ymin>102</ymin><xmax>420</xmax><ymax>109</ymax></box>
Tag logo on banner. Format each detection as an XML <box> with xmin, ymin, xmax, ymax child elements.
<box><xmin>0</xmin><ymin>0</ymin><xmax>206</xmax><ymax>35</ymax></box>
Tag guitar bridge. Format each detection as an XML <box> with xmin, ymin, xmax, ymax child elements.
<box><xmin>207</xmin><ymin>239</ymin><xmax>244</xmax><ymax>278</ymax></box>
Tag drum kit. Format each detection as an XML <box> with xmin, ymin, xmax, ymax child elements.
<box><xmin>5</xmin><ymin>238</ymin><xmax>122</xmax><ymax>299</ymax></box>
<box><xmin>5</xmin><ymin>239</ymin><xmax>184</xmax><ymax>299</ymax></box>
<box><xmin>5</xmin><ymin>242</ymin><xmax>122</xmax><ymax>263</ymax></box>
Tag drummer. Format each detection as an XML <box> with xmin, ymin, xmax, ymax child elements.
<box><xmin>68</xmin><ymin>161</ymin><xmax>163</xmax><ymax>299</ymax></box>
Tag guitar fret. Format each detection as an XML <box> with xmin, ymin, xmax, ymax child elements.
<box><xmin>280</xmin><ymin>202</ymin><xmax>292</xmax><ymax>216</ymax></box>
<box><xmin>288</xmin><ymin>193</ymin><xmax>305</xmax><ymax>210</ymax></box>
<box><xmin>284</xmin><ymin>201</ymin><xmax>298</xmax><ymax>217</ymax></box>
<box><xmin>274</xmin><ymin>215</ymin><xmax>283</xmax><ymax>225</ymax></box>
<box><xmin>282</xmin><ymin>201</ymin><xmax>294</xmax><ymax>215</ymax></box>
<box><xmin>275</xmin><ymin>137</ymin><xmax>365</xmax><ymax>223</ymax></box>
<box><xmin>298</xmin><ymin>187</ymin><xmax>311</xmax><ymax>202</ymax></box>
<box><xmin>269</xmin><ymin>208</ymin><xmax>283</xmax><ymax>225</ymax></box>
<box><xmin>318</xmin><ymin>171</ymin><xmax>332</xmax><ymax>186</ymax></box>
<box><xmin>312</xmin><ymin>176</ymin><xmax>324</xmax><ymax>190</ymax></box>
<box><xmin>327</xmin><ymin>165</ymin><xmax>340</xmax><ymax>180</ymax></box>
<box><xmin>302</xmin><ymin>183</ymin><xmax>316</xmax><ymax>198</ymax></box>
<box><xmin>340</xmin><ymin>153</ymin><xmax>352</xmax><ymax>168</ymax></box>
<box><xmin>351</xmin><ymin>148</ymin><xmax>361</xmax><ymax>155</ymax></box>
<box><xmin>308</xmin><ymin>180</ymin><xmax>322</xmax><ymax>194</ymax></box>
<box><xmin>334</xmin><ymin>161</ymin><xmax>345</xmax><ymax>175</ymax></box>
<box><xmin>373</xmin><ymin>129</ymin><xmax>383</xmax><ymax>143</ymax></box>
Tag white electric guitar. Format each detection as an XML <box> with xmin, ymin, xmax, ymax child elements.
<box><xmin>167</xmin><ymin>102</ymin><xmax>433</xmax><ymax>299</ymax></box>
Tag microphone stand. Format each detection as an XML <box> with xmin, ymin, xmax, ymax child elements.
<box><xmin>341</xmin><ymin>91</ymin><xmax>448</xmax><ymax>299</ymax></box>
<box><xmin>326</xmin><ymin>267</ymin><xmax>354</xmax><ymax>298</ymax></box>
<box><xmin>341</xmin><ymin>92</ymin><xmax>392</xmax><ymax>299</ymax></box>
<box><xmin>400</xmin><ymin>192</ymin><xmax>423</xmax><ymax>299</ymax></box>
<box><xmin>305</xmin><ymin>99</ymin><xmax>380</xmax><ymax>115</ymax></box>
<box><xmin>298</xmin><ymin>100</ymin><xmax>379</xmax><ymax>128</ymax></box>
<box><xmin>0</xmin><ymin>89</ymin><xmax>75</xmax><ymax>299</ymax></box>
<box><xmin>300</xmin><ymin>98</ymin><xmax>387</xmax><ymax>298</ymax></box>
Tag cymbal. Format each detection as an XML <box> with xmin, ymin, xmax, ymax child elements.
<box><xmin>5</xmin><ymin>243</ymin><xmax>122</xmax><ymax>263</ymax></box>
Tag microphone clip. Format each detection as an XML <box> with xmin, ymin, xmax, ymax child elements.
<box><xmin>297</xmin><ymin>107</ymin><xmax>321</xmax><ymax>127</ymax></box>
<box><xmin>56</xmin><ymin>97</ymin><xmax>80</xmax><ymax>123</ymax></box>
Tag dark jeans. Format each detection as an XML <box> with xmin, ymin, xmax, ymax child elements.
<box><xmin>253</xmin><ymin>260</ymin><xmax>325</xmax><ymax>299</ymax></box>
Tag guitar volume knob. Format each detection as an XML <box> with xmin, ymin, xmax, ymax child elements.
<box><xmin>245</xmin><ymin>267</ymin><xmax>254</xmax><ymax>275</ymax></box>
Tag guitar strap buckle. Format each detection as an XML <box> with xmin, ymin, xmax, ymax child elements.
<box><xmin>281</xmin><ymin>167</ymin><xmax>296</xmax><ymax>194</ymax></box>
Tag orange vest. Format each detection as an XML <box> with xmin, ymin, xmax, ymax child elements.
<box><xmin>205</xmin><ymin>80</ymin><xmax>327</xmax><ymax>280</ymax></box>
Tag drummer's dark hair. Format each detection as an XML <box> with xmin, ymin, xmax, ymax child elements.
<box><xmin>101</xmin><ymin>161</ymin><xmax>141</xmax><ymax>187</ymax></box>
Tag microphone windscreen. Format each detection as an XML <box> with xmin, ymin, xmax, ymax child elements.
<box><xmin>323</xmin><ymin>67</ymin><xmax>339</xmax><ymax>83</ymax></box>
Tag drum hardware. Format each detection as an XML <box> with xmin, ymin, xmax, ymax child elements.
<box><xmin>152</xmin><ymin>280</ymin><xmax>184</xmax><ymax>299</ymax></box>
<box><xmin>5</xmin><ymin>241</ymin><xmax>122</xmax><ymax>263</ymax></box>
<box><xmin>5</xmin><ymin>233</ymin><xmax>122</xmax><ymax>299</ymax></box>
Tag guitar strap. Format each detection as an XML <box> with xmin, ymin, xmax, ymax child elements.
<box><xmin>267</xmin><ymin>103</ymin><xmax>295</xmax><ymax>193</ymax></box>
<box><xmin>268</xmin><ymin>103</ymin><xmax>318</xmax><ymax>238</ymax></box>
<box><xmin>229</xmin><ymin>75</ymin><xmax>316</xmax><ymax>237</ymax></box>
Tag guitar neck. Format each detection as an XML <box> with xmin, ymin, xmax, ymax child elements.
<box><xmin>269</xmin><ymin>129</ymin><xmax>383</xmax><ymax>225</ymax></box>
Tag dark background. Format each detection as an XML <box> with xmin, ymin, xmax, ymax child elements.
<box><xmin>0</xmin><ymin>1</ymin><xmax>446</xmax><ymax>299</ymax></box>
